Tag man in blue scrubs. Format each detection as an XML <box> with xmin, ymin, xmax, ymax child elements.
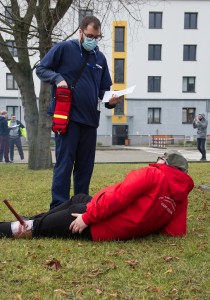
<box><xmin>36</xmin><ymin>16</ymin><xmax>119</xmax><ymax>209</ymax></box>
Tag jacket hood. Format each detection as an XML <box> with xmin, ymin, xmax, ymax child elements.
<box><xmin>149</xmin><ymin>163</ymin><xmax>194</xmax><ymax>202</ymax></box>
<box><xmin>72</xmin><ymin>39</ymin><xmax>100</xmax><ymax>53</ymax></box>
<box><xmin>199</xmin><ymin>113</ymin><xmax>206</xmax><ymax>119</ymax></box>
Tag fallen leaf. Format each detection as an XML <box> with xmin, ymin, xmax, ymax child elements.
<box><xmin>125</xmin><ymin>260</ymin><xmax>139</xmax><ymax>268</ymax></box>
<box><xmin>172</xmin><ymin>288</ymin><xmax>179</xmax><ymax>295</ymax></box>
<box><xmin>44</xmin><ymin>258</ymin><xmax>62</xmax><ymax>270</ymax></box>
<box><xmin>197</xmin><ymin>243</ymin><xmax>208</xmax><ymax>250</ymax></box>
<box><xmin>96</xmin><ymin>289</ymin><xmax>103</xmax><ymax>295</ymax></box>
<box><xmin>197</xmin><ymin>216</ymin><xmax>206</xmax><ymax>221</ymax></box>
<box><xmin>54</xmin><ymin>289</ymin><xmax>69</xmax><ymax>297</ymax></box>
<box><xmin>108</xmin><ymin>293</ymin><xmax>119</xmax><ymax>298</ymax></box>
<box><xmin>146</xmin><ymin>286</ymin><xmax>162</xmax><ymax>293</ymax></box>
<box><xmin>101</xmin><ymin>259</ymin><xmax>116</xmax><ymax>269</ymax></box>
<box><xmin>164</xmin><ymin>256</ymin><xmax>179</xmax><ymax>262</ymax></box>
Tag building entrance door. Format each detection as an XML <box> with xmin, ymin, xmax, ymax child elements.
<box><xmin>112</xmin><ymin>125</ymin><xmax>128</xmax><ymax>145</ymax></box>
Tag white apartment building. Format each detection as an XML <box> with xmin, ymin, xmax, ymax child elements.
<box><xmin>0</xmin><ymin>0</ymin><xmax>210</xmax><ymax>146</ymax></box>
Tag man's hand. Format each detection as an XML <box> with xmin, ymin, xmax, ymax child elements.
<box><xmin>57</xmin><ymin>80</ymin><xmax>68</xmax><ymax>88</ymax></box>
<box><xmin>69</xmin><ymin>213</ymin><xmax>88</xmax><ymax>234</ymax></box>
<box><xmin>109</xmin><ymin>94</ymin><xmax>120</xmax><ymax>106</ymax></box>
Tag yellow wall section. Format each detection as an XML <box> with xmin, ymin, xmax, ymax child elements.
<box><xmin>112</xmin><ymin>21</ymin><xmax>127</xmax><ymax>124</ymax></box>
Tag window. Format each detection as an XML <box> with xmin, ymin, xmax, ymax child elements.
<box><xmin>148</xmin><ymin>76</ymin><xmax>161</xmax><ymax>92</ymax></box>
<box><xmin>182</xmin><ymin>108</ymin><xmax>195</xmax><ymax>124</ymax></box>
<box><xmin>148</xmin><ymin>108</ymin><xmax>161</xmax><ymax>124</ymax></box>
<box><xmin>149</xmin><ymin>12</ymin><xmax>162</xmax><ymax>29</ymax></box>
<box><xmin>184</xmin><ymin>13</ymin><xmax>198</xmax><ymax>29</ymax></box>
<box><xmin>6</xmin><ymin>40</ymin><xmax>17</xmax><ymax>57</ymax></box>
<box><xmin>5</xmin><ymin>6</ymin><xmax>13</xmax><ymax>24</ymax></box>
<box><xmin>6</xmin><ymin>106</ymin><xmax>19</xmax><ymax>118</ymax></box>
<box><xmin>114</xmin><ymin>96</ymin><xmax>124</xmax><ymax>115</ymax></box>
<box><xmin>207</xmin><ymin>100</ymin><xmax>210</xmax><ymax>112</ymax></box>
<box><xmin>79</xmin><ymin>9</ymin><xmax>93</xmax><ymax>25</ymax></box>
<box><xmin>115</xmin><ymin>27</ymin><xmax>125</xmax><ymax>52</ymax></box>
<box><xmin>6</xmin><ymin>74</ymin><xmax>18</xmax><ymax>90</ymax></box>
<box><xmin>183</xmin><ymin>77</ymin><xmax>195</xmax><ymax>92</ymax></box>
<box><xmin>114</xmin><ymin>59</ymin><xmax>124</xmax><ymax>83</ymax></box>
<box><xmin>148</xmin><ymin>44</ymin><xmax>162</xmax><ymax>60</ymax></box>
<box><xmin>183</xmin><ymin>45</ymin><xmax>196</xmax><ymax>61</ymax></box>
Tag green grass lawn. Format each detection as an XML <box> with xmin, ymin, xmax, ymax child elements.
<box><xmin>0</xmin><ymin>163</ymin><xmax>209</xmax><ymax>300</ymax></box>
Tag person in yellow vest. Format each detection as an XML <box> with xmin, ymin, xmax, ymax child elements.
<box><xmin>8</xmin><ymin>115</ymin><xmax>26</xmax><ymax>162</ymax></box>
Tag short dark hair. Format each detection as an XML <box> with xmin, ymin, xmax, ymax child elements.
<box><xmin>80</xmin><ymin>16</ymin><xmax>101</xmax><ymax>31</ymax></box>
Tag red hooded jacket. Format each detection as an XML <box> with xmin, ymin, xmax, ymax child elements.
<box><xmin>82</xmin><ymin>164</ymin><xmax>194</xmax><ymax>241</ymax></box>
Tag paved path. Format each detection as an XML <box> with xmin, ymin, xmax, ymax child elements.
<box><xmin>10</xmin><ymin>146</ymin><xmax>210</xmax><ymax>164</ymax></box>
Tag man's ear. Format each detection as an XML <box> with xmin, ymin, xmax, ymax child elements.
<box><xmin>79</xmin><ymin>29</ymin><xmax>83</xmax><ymax>41</ymax></box>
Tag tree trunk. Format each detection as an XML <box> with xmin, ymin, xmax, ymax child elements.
<box><xmin>18</xmin><ymin>73</ymin><xmax>52</xmax><ymax>170</ymax></box>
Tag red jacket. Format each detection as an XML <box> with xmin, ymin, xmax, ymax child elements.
<box><xmin>82</xmin><ymin>164</ymin><xmax>194</xmax><ymax>241</ymax></box>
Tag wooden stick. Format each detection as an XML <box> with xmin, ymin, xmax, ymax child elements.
<box><xmin>3</xmin><ymin>199</ymin><xmax>25</xmax><ymax>226</ymax></box>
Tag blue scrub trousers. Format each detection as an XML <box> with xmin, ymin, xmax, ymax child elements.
<box><xmin>51</xmin><ymin>121</ymin><xmax>97</xmax><ymax>209</ymax></box>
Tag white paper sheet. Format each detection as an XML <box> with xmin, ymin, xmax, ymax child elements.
<box><xmin>102</xmin><ymin>85</ymin><xmax>136</xmax><ymax>103</ymax></box>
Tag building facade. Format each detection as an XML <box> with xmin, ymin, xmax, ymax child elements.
<box><xmin>0</xmin><ymin>0</ymin><xmax>210</xmax><ymax>146</ymax></box>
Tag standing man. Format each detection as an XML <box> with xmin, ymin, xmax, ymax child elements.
<box><xmin>8</xmin><ymin>114</ymin><xmax>25</xmax><ymax>162</ymax></box>
<box><xmin>193</xmin><ymin>113</ymin><xmax>208</xmax><ymax>161</ymax></box>
<box><xmin>0</xmin><ymin>110</ymin><xmax>11</xmax><ymax>163</ymax></box>
<box><xmin>36</xmin><ymin>16</ymin><xmax>119</xmax><ymax>209</ymax></box>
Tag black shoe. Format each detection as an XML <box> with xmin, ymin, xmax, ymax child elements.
<box><xmin>200</xmin><ymin>158</ymin><xmax>207</xmax><ymax>161</ymax></box>
<box><xmin>5</xmin><ymin>161</ymin><xmax>13</xmax><ymax>163</ymax></box>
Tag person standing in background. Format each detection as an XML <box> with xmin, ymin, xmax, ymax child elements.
<box><xmin>36</xmin><ymin>16</ymin><xmax>119</xmax><ymax>209</ymax></box>
<box><xmin>8</xmin><ymin>115</ymin><xmax>26</xmax><ymax>162</ymax></box>
<box><xmin>0</xmin><ymin>110</ymin><xmax>11</xmax><ymax>163</ymax></box>
<box><xmin>193</xmin><ymin>113</ymin><xmax>208</xmax><ymax>161</ymax></box>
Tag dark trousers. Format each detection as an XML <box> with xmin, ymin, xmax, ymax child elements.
<box><xmin>51</xmin><ymin>121</ymin><xmax>97</xmax><ymax>209</ymax></box>
<box><xmin>9</xmin><ymin>137</ymin><xmax>24</xmax><ymax>160</ymax></box>
<box><xmin>0</xmin><ymin>194</ymin><xmax>93</xmax><ymax>240</ymax></box>
<box><xmin>0</xmin><ymin>135</ymin><xmax>9</xmax><ymax>162</ymax></box>
<box><xmin>197</xmin><ymin>138</ymin><xmax>206</xmax><ymax>159</ymax></box>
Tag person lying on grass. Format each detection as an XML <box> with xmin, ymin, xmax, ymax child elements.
<box><xmin>0</xmin><ymin>150</ymin><xmax>194</xmax><ymax>241</ymax></box>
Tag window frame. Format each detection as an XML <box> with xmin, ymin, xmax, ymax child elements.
<box><xmin>148</xmin><ymin>76</ymin><xmax>161</xmax><ymax>92</ymax></box>
<box><xmin>114</xmin><ymin>96</ymin><xmax>124</xmax><ymax>115</ymax></box>
<box><xmin>6</xmin><ymin>73</ymin><xmax>18</xmax><ymax>90</ymax></box>
<box><xmin>114</xmin><ymin>26</ymin><xmax>125</xmax><ymax>52</ymax></box>
<box><xmin>182</xmin><ymin>77</ymin><xmax>196</xmax><ymax>93</ymax></box>
<box><xmin>6</xmin><ymin>40</ymin><xmax>18</xmax><ymax>57</ymax></box>
<box><xmin>148</xmin><ymin>44</ymin><xmax>162</xmax><ymax>60</ymax></box>
<box><xmin>184</xmin><ymin>12</ymin><xmax>198</xmax><ymax>29</ymax></box>
<box><xmin>183</xmin><ymin>45</ymin><xmax>197</xmax><ymax>61</ymax></box>
<box><xmin>207</xmin><ymin>100</ymin><xmax>210</xmax><ymax>113</ymax></box>
<box><xmin>5</xmin><ymin>6</ymin><xmax>13</xmax><ymax>24</ymax></box>
<box><xmin>114</xmin><ymin>59</ymin><xmax>125</xmax><ymax>83</ymax></box>
<box><xmin>182</xmin><ymin>107</ymin><xmax>196</xmax><ymax>124</ymax></box>
<box><xmin>149</xmin><ymin>12</ymin><xmax>162</xmax><ymax>29</ymax></box>
<box><xmin>148</xmin><ymin>107</ymin><xmax>161</xmax><ymax>124</ymax></box>
<box><xmin>6</xmin><ymin>106</ymin><xmax>20</xmax><ymax>119</ymax></box>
